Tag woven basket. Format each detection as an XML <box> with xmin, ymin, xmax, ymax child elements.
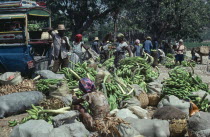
<box><xmin>148</xmin><ymin>93</ymin><xmax>161</xmax><ymax>106</ymax></box>
<box><xmin>137</xmin><ymin>92</ymin><xmax>149</xmax><ymax>108</ymax></box>
<box><xmin>169</xmin><ymin>119</ymin><xmax>187</xmax><ymax>137</ymax></box>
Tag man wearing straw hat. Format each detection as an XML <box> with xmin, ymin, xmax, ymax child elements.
<box><xmin>48</xmin><ymin>24</ymin><xmax>71</xmax><ymax>72</ymax></box>
<box><xmin>91</xmin><ymin>37</ymin><xmax>100</xmax><ymax>54</ymax></box>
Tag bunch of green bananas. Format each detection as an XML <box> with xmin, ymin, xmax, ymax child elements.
<box><xmin>102</xmin><ymin>57</ymin><xmax>114</xmax><ymax>70</ymax></box>
<box><xmin>8</xmin><ymin>105</ymin><xmax>53</xmax><ymax>127</ymax></box>
<box><xmin>36</xmin><ymin>79</ymin><xmax>61</xmax><ymax>94</ymax></box>
<box><xmin>162</xmin><ymin>67</ymin><xmax>209</xmax><ymax>99</ymax></box>
<box><xmin>60</xmin><ymin>62</ymin><xmax>97</xmax><ymax>87</ymax></box>
<box><xmin>115</xmin><ymin>57</ymin><xmax>159</xmax><ymax>91</ymax></box>
<box><xmin>181</xmin><ymin>60</ymin><xmax>196</xmax><ymax>67</ymax></box>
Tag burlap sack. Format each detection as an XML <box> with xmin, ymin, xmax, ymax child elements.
<box><xmin>200</xmin><ymin>46</ymin><xmax>209</xmax><ymax>54</ymax></box>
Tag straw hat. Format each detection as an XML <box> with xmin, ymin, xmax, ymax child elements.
<box><xmin>147</xmin><ymin>36</ymin><xmax>151</xmax><ymax>40</ymax></box>
<box><xmin>57</xmin><ymin>24</ymin><xmax>66</xmax><ymax>30</ymax></box>
<box><xmin>117</xmin><ymin>33</ymin><xmax>124</xmax><ymax>38</ymax></box>
<box><xmin>94</xmin><ymin>37</ymin><xmax>99</xmax><ymax>41</ymax></box>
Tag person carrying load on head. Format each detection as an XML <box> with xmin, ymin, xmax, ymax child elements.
<box><xmin>72</xmin><ymin>78</ymin><xmax>110</xmax><ymax>131</ymax></box>
<box><xmin>133</xmin><ymin>39</ymin><xmax>143</xmax><ymax>57</ymax></box>
<box><xmin>48</xmin><ymin>24</ymin><xmax>71</xmax><ymax>73</ymax></box>
<box><xmin>114</xmin><ymin>33</ymin><xmax>133</xmax><ymax>67</ymax></box>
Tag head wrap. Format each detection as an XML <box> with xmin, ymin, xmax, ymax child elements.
<box><xmin>79</xmin><ymin>78</ymin><xmax>95</xmax><ymax>93</ymax></box>
<box><xmin>135</xmin><ymin>39</ymin><xmax>140</xmax><ymax>44</ymax></box>
<box><xmin>75</xmin><ymin>34</ymin><xmax>83</xmax><ymax>42</ymax></box>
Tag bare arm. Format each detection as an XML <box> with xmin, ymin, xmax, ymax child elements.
<box><xmin>81</xmin><ymin>43</ymin><xmax>90</xmax><ymax>50</ymax></box>
<box><xmin>126</xmin><ymin>46</ymin><xmax>133</xmax><ymax>57</ymax></box>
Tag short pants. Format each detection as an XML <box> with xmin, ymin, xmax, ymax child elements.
<box><xmin>175</xmin><ymin>54</ymin><xmax>184</xmax><ymax>62</ymax></box>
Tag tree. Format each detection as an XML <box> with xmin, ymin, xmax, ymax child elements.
<box><xmin>46</xmin><ymin>0</ymin><xmax>135</xmax><ymax>40</ymax></box>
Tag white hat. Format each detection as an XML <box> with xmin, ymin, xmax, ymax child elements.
<box><xmin>179</xmin><ymin>39</ymin><xmax>183</xmax><ymax>43</ymax></box>
<box><xmin>94</xmin><ymin>37</ymin><xmax>99</xmax><ymax>41</ymax></box>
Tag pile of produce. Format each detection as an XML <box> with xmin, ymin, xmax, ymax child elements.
<box><xmin>9</xmin><ymin>105</ymin><xmax>71</xmax><ymax>127</ymax></box>
<box><xmin>116</xmin><ymin>57</ymin><xmax>159</xmax><ymax>90</ymax></box>
<box><xmin>36</xmin><ymin>79</ymin><xmax>61</xmax><ymax>95</ymax></box>
<box><xmin>60</xmin><ymin>62</ymin><xmax>97</xmax><ymax>87</ymax></box>
<box><xmin>162</xmin><ymin>67</ymin><xmax>209</xmax><ymax>100</ymax></box>
<box><xmin>0</xmin><ymin>79</ymin><xmax>36</xmax><ymax>96</ymax></box>
<box><xmin>164</xmin><ymin>54</ymin><xmax>176</xmax><ymax>68</ymax></box>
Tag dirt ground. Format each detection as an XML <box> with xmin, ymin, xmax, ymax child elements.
<box><xmin>0</xmin><ymin>52</ymin><xmax>209</xmax><ymax>137</ymax></box>
<box><xmin>0</xmin><ymin>113</ymin><xmax>28</xmax><ymax>137</ymax></box>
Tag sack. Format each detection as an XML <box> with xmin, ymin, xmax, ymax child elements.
<box><xmin>0</xmin><ymin>72</ymin><xmax>22</xmax><ymax>85</ymax></box>
<box><xmin>87</xmin><ymin>48</ymin><xmax>100</xmax><ymax>60</ymax></box>
<box><xmin>0</xmin><ymin>91</ymin><xmax>44</xmax><ymax>118</ymax></box>
<box><xmin>200</xmin><ymin>46</ymin><xmax>209</xmax><ymax>54</ymax></box>
<box><xmin>49</xmin><ymin>80</ymin><xmax>71</xmax><ymax>99</ymax></box>
<box><xmin>35</xmin><ymin>70</ymin><xmax>65</xmax><ymax>79</ymax></box>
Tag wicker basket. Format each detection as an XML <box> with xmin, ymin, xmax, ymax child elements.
<box><xmin>148</xmin><ymin>93</ymin><xmax>161</xmax><ymax>106</ymax></box>
<box><xmin>137</xmin><ymin>91</ymin><xmax>149</xmax><ymax>108</ymax></box>
<box><xmin>169</xmin><ymin>119</ymin><xmax>187</xmax><ymax>137</ymax></box>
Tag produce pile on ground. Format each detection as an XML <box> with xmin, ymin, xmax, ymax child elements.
<box><xmin>0</xmin><ymin>79</ymin><xmax>36</xmax><ymax>96</ymax></box>
<box><xmin>1</xmin><ymin>54</ymin><xmax>210</xmax><ymax>137</ymax></box>
<box><xmin>163</xmin><ymin>53</ymin><xmax>196</xmax><ymax>68</ymax></box>
<box><xmin>162</xmin><ymin>66</ymin><xmax>210</xmax><ymax>112</ymax></box>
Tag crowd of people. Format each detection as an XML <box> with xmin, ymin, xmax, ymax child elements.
<box><xmin>48</xmin><ymin>24</ymin><xmax>187</xmax><ymax>73</ymax></box>
<box><xmin>46</xmin><ymin>24</ymin><xmax>191</xmax><ymax>131</ymax></box>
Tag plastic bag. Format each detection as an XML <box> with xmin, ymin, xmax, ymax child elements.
<box><xmin>0</xmin><ymin>72</ymin><xmax>22</xmax><ymax>85</ymax></box>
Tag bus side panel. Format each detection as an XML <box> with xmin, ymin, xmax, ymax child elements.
<box><xmin>0</xmin><ymin>46</ymin><xmax>34</xmax><ymax>76</ymax></box>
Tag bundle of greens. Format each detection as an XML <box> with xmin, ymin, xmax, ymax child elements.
<box><xmin>162</xmin><ymin>67</ymin><xmax>209</xmax><ymax>99</ymax></box>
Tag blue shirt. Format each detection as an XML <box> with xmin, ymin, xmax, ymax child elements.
<box><xmin>143</xmin><ymin>40</ymin><xmax>153</xmax><ymax>53</ymax></box>
<box><xmin>134</xmin><ymin>44</ymin><xmax>143</xmax><ymax>56</ymax></box>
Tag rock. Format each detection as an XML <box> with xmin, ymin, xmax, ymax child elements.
<box><xmin>147</xmin><ymin>82</ymin><xmax>163</xmax><ymax>94</ymax></box>
<box><xmin>128</xmin><ymin>106</ymin><xmax>148</xmax><ymax>119</ymax></box>
<box><xmin>10</xmin><ymin>120</ymin><xmax>53</xmax><ymax>137</ymax></box>
<box><xmin>52</xmin><ymin>111</ymin><xmax>79</xmax><ymax>127</ymax></box>
<box><xmin>158</xmin><ymin>95</ymin><xmax>190</xmax><ymax>114</ymax></box>
<box><xmin>116</xmin><ymin>109</ymin><xmax>138</xmax><ymax>119</ymax></box>
<box><xmin>124</xmin><ymin>117</ymin><xmax>170</xmax><ymax>137</ymax></box>
<box><xmin>192</xmin><ymin>90</ymin><xmax>210</xmax><ymax>103</ymax></box>
<box><xmin>117</xmin><ymin>123</ymin><xmax>140</xmax><ymax>137</ymax></box>
<box><xmin>120</xmin><ymin>97</ymin><xmax>141</xmax><ymax>108</ymax></box>
<box><xmin>49</xmin><ymin>121</ymin><xmax>90</xmax><ymax>137</ymax></box>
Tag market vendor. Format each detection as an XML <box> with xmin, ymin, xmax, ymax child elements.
<box><xmin>114</xmin><ymin>33</ymin><xmax>133</xmax><ymax>67</ymax></box>
<box><xmin>48</xmin><ymin>24</ymin><xmax>71</xmax><ymax>73</ymax></box>
<box><xmin>72</xmin><ymin>34</ymin><xmax>90</xmax><ymax>62</ymax></box>
<box><xmin>72</xmin><ymin>78</ymin><xmax>110</xmax><ymax>131</ymax></box>
<box><xmin>175</xmin><ymin>39</ymin><xmax>185</xmax><ymax>65</ymax></box>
